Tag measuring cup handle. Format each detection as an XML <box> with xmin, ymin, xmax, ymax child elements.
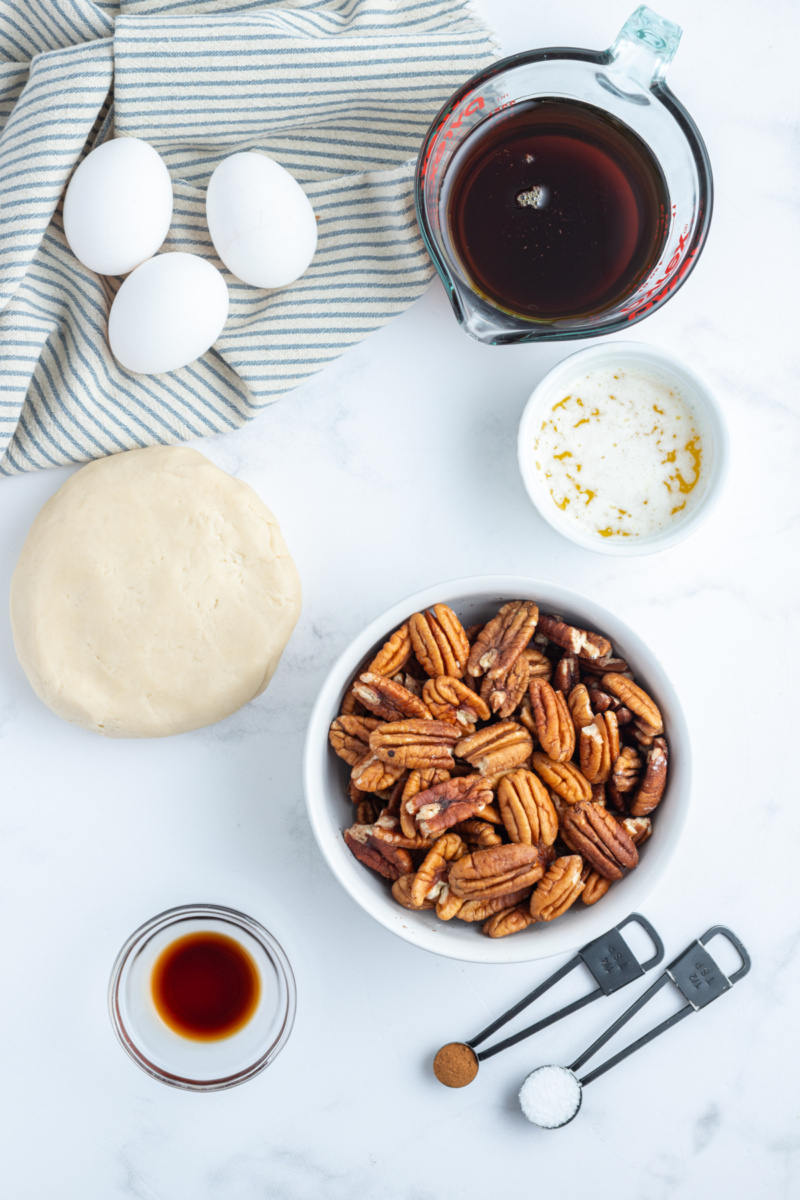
<box><xmin>607</xmin><ymin>5</ymin><xmax>683</xmax><ymax>89</ymax></box>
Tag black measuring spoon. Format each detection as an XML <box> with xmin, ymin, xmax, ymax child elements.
<box><xmin>433</xmin><ymin>913</ymin><xmax>664</xmax><ymax>1087</ymax></box>
<box><xmin>518</xmin><ymin>925</ymin><xmax>751</xmax><ymax>1127</ymax></box>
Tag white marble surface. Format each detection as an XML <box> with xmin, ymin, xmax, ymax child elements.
<box><xmin>1</xmin><ymin>1</ymin><xmax>799</xmax><ymax>1196</ymax></box>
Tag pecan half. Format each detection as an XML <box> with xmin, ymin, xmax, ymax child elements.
<box><xmin>483</xmin><ymin>766</ymin><xmax>527</xmax><ymax>793</ymax></box>
<box><xmin>455</xmin><ymin>721</ymin><xmax>533</xmax><ymax>776</ymax></box>
<box><xmin>412</xmin><ymin>833</ymin><xmax>466</xmax><ymax>906</ymax></box>
<box><xmin>348</xmin><ymin>778</ymin><xmax>368</xmax><ymax>806</ymax></box>
<box><xmin>553</xmin><ymin>653</ymin><xmax>580</xmax><ymax>694</ymax></box>
<box><xmin>370</xmin><ymin>719</ymin><xmax>460</xmax><ymax>770</ymax></box>
<box><xmin>529</xmin><ymin>678</ymin><xmax>576</xmax><ymax>762</ymax></box>
<box><xmin>584</xmin><ymin>687</ymin><xmax>634</xmax><ymax>729</ymax></box>
<box><xmin>353</xmin><ymin>672</ymin><xmax>432</xmax><ymax>722</ymax></box>
<box><xmin>456</xmin><ymin>888</ymin><xmax>532</xmax><ymax>922</ymax></box>
<box><xmin>561</xmin><ymin>802</ymin><xmax>638</xmax><ymax>880</ymax></box>
<box><xmin>350</xmin><ymin>754</ymin><xmax>407</xmax><ymax>793</ymax></box>
<box><xmin>612</xmin><ymin>745</ymin><xmax>642</xmax><ymax>793</ymax></box>
<box><xmin>374</xmin><ymin>777</ymin><xmax>403</xmax><ymax>821</ymax></box>
<box><xmin>517</xmin><ymin>696</ymin><xmax>538</xmax><ymax>739</ymax></box>
<box><xmin>449</xmin><ymin>843</ymin><xmax>553</xmax><ymax>900</ymax></box>
<box><xmin>422</xmin><ymin>676</ymin><xmax>491</xmax><ymax>732</ymax></box>
<box><xmin>394</xmin><ymin>672</ymin><xmax>423</xmax><ymax>698</ymax></box>
<box><xmin>602</xmin><ymin>673</ymin><xmax>663</xmax><ymax>735</ymax></box>
<box><xmin>480</xmin><ymin>653</ymin><xmax>530</xmax><ymax>720</ymax></box>
<box><xmin>371</xmin><ymin>809</ymin><xmax>432</xmax><ymax>850</ymax></box>
<box><xmin>537</xmin><ymin>614</ymin><xmax>612</xmax><ymax>661</ymax></box>
<box><xmin>483</xmin><ymin>905</ymin><xmax>537</xmax><ymax>938</ymax></box>
<box><xmin>467</xmin><ymin>601</ymin><xmax>539</xmax><ymax>679</ymax></box>
<box><xmin>329</xmin><ymin>715</ymin><xmax>381</xmax><ymax>766</ymax></box>
<box><xmin>579</xmin><ymin>711</ymin><xmax>619</xmax><ymax>784</ymax></box>
<box><xmin>392</xmin><ymin>873</ymin><xmax>435</xmax><ymax>910</ymax></box>
<box><xmin>344</xmin><ymin>824</ymin><xmax>413</xmax><ymax>880</ymax></box>
<box><xmin>548</xmin><ymin>788</ymin><xmax>569</xmax><ymax>824</ymax></box>
<box><xmin>627</xmin><ymin>721</ymin><xmax>658</xmax><ymax>750</ymax></box>
<box><xmin>580</xmin><ymin>655</ymin><xmax>630</xmax><ymax>678</ymax></box>
<box><xmin>568</xmin><ymin>683</ymin><xmax>594</xmax><ymax>732</ymax></box>
<box><xmin>630</xmin><ymin>737</ymin><xmax>668</xmax><ymax>816</ymax></box>
<box><xmin>340</xmin><ymin>688</ymin><xmax>368</xmax><ymax>717</ymax></box>
<box><xmin>497</xmin><ymin>770</ymin><xmax>558</xmax><ymax>846</ymax></box>
<box><xmin>585</xmin><ymin>684</ymin><xmax>613</xmax><ymax>714</ymax></box>
<box><xmin>591</xmin><ymin>783</ymin><xmax>607</xmax><ymax>807</ymax></box>
<box><xmin>409</xmin><ymin>605</ymin><xmax>470</xmax><ymax>678</ymax></box>
<box><xmin>355</xmin><ymin>799</ymin><xmax>378</xmax><ymax>824</ymax></box>
<box><xmin>622</xmin><ymin>816</ymin><xmax>653</xmax><ymax>846</ymax></box>
<box><xmin>523</xmin><ymin>646</ymin><xmax>553</xmax><ymax>681</ymax></box>
<box><xmin>405</xmin><ymin>774</ymin><xmax>492</xmax><ymax>839</ymax></box>
<box><xmin>529</xmin><ymin>856</ymin><xmax>585</xmax><ymax>921</ymax></box>
<box><xmin>531</xmin><ymin>752</ymin><xmax>593</xmax><ymax>804</ymax></box>
<box><xmin>367</xmin><ymin>623</ymin><xmax>413</xmax><ymax>676</ymax></box>
<box><xmin>400</xmin><ymin>768</ymin><xmax>450</xmax><ymax>836</ymax></box>
<box><xmin>581</xmin><ymin>867</ymin><xmax>612</xmax><ymax>906</ymax></box>
<box><xmin>435</xmin><ymin>883</ymin><xmax>465</xmax><ymax>921</ymax></box>
<box><xmin>454</xmin><ymin>818</ymin><xmax>504</xmax><ymax>848</ymax></box>
<box><xmin>372</xmin><ymin>776</ymin><xmax>406</xmax><ymax>806</ymax></box>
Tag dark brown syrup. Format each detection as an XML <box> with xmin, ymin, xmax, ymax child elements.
<box><xmin>151</xmin><ymin>931</ymin><xmax>260</xmax><ymax>1041</ymax></box>
<box><xmin>443</xmin><ymin>98</ymin><xmax>669</xmax><ymax>319</ymax></box>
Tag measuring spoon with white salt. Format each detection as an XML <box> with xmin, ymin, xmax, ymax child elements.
<box><xmin>519</xmin><ymin>925</ymin><xmax>751</xmax><ymax>1128</ymax></box>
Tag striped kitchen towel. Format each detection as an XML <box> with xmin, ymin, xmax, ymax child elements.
<box><xmin>0</xmin><ymin>0</ymin><xmax>497</xmax><ymax>475</ymax></box>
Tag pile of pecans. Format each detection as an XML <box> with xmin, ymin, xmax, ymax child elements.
<box><xmin>329</xmin><ymin>600</ymin><xmax>668</xmax><ymax>938</ymax></box>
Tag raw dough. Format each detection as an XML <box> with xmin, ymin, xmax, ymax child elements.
<box><xmin>10</xmin><ymin>446</ymin><xmax>302</xmax><ymax>737</ymax></box>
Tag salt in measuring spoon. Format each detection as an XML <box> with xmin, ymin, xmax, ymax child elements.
<box><xmin>433</xmin><ymin>913</ymin><xmax>664</xmax><ymax>1087</ymax></box>
<box><xmin>519</xmin><ymin>925</ymin><xmax>751</xmax><ymax>1128</ymax></box>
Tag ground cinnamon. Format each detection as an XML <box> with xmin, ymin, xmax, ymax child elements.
<box><xmin>433</xmin><ymin>1042</ymin><xmax>479</xmax><ymax>1087</ymax></box>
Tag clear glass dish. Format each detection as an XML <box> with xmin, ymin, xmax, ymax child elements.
<box><xmin>108</xmin><ymin>904</ymin><xmax>296</xmax><ymax>1091</ymax></box>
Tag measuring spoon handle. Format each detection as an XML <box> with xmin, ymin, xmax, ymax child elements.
<box><xmin>570</xmin><ymin>973</ymin><xmax>692</xmax><ymax>1086</ymax></box>
<box><xmin>569</xmin><ymin>924</ymin><xmax>750</xmax><ymax>1088</ymax></box>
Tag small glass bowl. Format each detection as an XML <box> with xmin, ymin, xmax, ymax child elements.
<box><xmin>108</xmin><ymin>904</ymin><xmax>296</xmax><ymax>1091</ymax></box>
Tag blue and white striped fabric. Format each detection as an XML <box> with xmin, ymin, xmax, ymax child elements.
<box><xmin>0</xmin><ymin>0</ymin><xmax>497</xmax><ymax>474</ymax></box>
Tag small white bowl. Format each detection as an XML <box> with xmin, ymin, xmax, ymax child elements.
<box><xmin>517</xmin><ymin>342</ymin><xmax>729</xmax><ymax>556</ymax></box>
<box><xmin>303</xmin><ymin>576</ymin><xmax>691</xmax><ymax>964</ymax></box>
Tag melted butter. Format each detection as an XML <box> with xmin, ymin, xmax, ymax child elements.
<box><xmin>533</xmin><ymin>366</ymin><xmax>706</xmax><ymax>540</ymax></box>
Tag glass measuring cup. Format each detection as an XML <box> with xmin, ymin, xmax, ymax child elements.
<box><xmin>414</xmin><ymin>6</ymin><xmax>712</xmax><ymax>344</ymax></box>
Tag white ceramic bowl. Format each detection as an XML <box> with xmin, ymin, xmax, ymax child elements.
<box><xmin>303</xmin><ymin>576</ymin><xmax>691</xmax><ymax>964</ymax></box>
<box><xmin>517</xmin><ymin>342</ymin><xmax>729</xmax><ymax>556</ymax></box>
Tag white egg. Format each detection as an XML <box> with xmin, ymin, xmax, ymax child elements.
<box><xmin>206</xmin><ymin>151</ymin><xmax>317</xmax><ymax>289</ymax></box>
<box><xmin>108</xmin><ymin>253</ymin><xmax>229</xmax><ymax>375</ymax></box>
<box><xmin>63</xmin><ymin>137</ymin><xmax>173</xmax><ymax>277</ymax></box>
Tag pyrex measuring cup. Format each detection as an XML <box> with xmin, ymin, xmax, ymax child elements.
<box><xmin>415</xmin><ymin>6</ymin><xmax>712</xmax><ymax>344</ymax></box>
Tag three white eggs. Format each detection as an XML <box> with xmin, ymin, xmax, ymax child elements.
<box><xmin>63</xmin><ymin>137</ymin><xmax>317</xmax><ymax>376</ymax></box>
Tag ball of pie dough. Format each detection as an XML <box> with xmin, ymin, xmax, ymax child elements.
<box><xmin>10</xmin><ymin>446</ymin><xmax>302</xmax><ymax>737</ymax></box>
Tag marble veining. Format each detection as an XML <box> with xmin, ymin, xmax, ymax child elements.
<box><xmin>0</xmin><ymin>1</ymin><xmax>798</xmax><ymax>1197</ymax></box>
